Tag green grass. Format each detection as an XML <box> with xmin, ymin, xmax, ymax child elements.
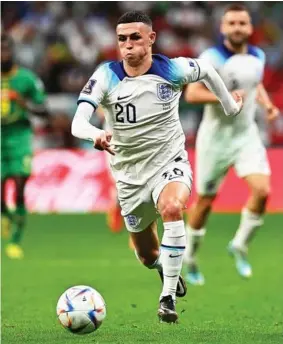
<box><xmin>2</xmin><ymin>214</ymin><xmax>283</xmax><ymax>344</ymax></box>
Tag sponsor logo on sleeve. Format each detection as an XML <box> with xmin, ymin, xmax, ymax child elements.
<box><xmin>82</xmin><ymin>79</ymin><xmax>96</xmax><ymax>95</ymax></box>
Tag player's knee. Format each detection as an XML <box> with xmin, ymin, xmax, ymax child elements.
<box><xmin>160</xmin><ymin>199</ymin><xmax>183</xmax><ymax>221</ymax></box>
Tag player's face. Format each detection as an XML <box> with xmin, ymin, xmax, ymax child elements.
<box><xmin>221</xmin><ymin>11</ymin><xmax>253</xmax><ymax>47</ymax></box>
<box><xmin>1</xmin><ymin>42</ymin><xmax>12</xmax><ymax>63</ymax></box>
<box><xmin>1</xmin><ymin>42</ymin><xmax>14</xmax><ymax>72</ymax></box>
<box><xmin>116</xmin><ymin>22</ymin><xmax>156</xmax><ymax>67</ymax></box>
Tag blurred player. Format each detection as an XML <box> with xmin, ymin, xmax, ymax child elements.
<box><xmin>72</xmin><ymin>11</ymin><xmax>242</xmax><ymax>322</ymax></box>
<box><xmin>1</xmin><ymin>34</ymin><xmax>50</xmax><ymax>259</ymax></box>
<box><xmin>183</xmin><ymin>4</ymin><xmax>279</xmax><ymax>285</ymax></box>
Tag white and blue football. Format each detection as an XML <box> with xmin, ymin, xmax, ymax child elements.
<box><xmin>56</xmin><ymin>285</ymin><xmax>106</xmax><ymax>335</ymax></box>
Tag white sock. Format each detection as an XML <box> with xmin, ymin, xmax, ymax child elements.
<box><xmin>183</xmin><ymin>225</ymin><xmax>206</xmax><ymax>265</ymax></box>
<box><xmin>232</xmin><ymin>208</ymin><xmax>264</xmax><ymax>251</ymax></box>
<box><xmin>134</xmin><ymin>250</ymin><xmax>162</xmax><ymax>271</ymax></box>
<box><xmin>160</xmin><ymin>220</ymin><xmax>186</xmax><ymax>300</ymax></box>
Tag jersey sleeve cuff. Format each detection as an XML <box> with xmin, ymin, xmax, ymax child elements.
<box><xmin>77</xmin><ymin>98</ymin><xmax>98</xmax><ymax>110</ymax></box>
<box><xmin>192</xmin><ymin>59</ymin><xmax>201</xmax><ymax>81</ymax></box>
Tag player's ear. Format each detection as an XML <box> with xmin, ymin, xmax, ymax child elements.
<box><xmin>149</xmin><ymin>31</ymin><xmax>156</xmax><ymax>46</ymax></box>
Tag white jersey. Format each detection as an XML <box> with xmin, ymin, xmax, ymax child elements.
<box><xmin>199</xmin><ymin>44</ymin><xmax>265</xmax><ymax>136</ymax></box>
<box><xmin>195</xmin><ymin>44</ymin><xmax>270</xmax><ymax>195</ymax></box>
<box><xmin>77</xmin><ymin>54</ymin><xmax>200</xmax><ymax>185</ymax></box>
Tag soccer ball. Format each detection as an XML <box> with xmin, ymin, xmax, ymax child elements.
<box><xmin>56</xmin><ymin>285</ymin><xmax>106</xmax><ymax>335</ymax></box>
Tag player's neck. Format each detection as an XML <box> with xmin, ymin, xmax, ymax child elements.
<box><xmin>123</xmin><ymin>55</ymin><xmax>153</xmax><ymax>77</ymax></box>
<box><xmin>224</xmin><ymin>40</ymin><xmax>247</xmax><ymax>54</ymax></box>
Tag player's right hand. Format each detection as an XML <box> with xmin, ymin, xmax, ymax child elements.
<box><xmin>231</xmin><ymin>89</ymin><xmax>245</xmax><ymax>114</ymax></box>
<box><xmin>94</xmin><ymin>130</ymin><xmax>115</xmax><ymax>155</ymax></box>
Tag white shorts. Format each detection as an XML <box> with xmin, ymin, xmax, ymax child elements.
<box><xmin>117</xmin><ymin>157</ymin><xmax>193</xmax><ymax>233</ymax></box>
<box><xmin>196</xmin><ymin>128</ymin><xmax>271</xmax><ymax>195</ymax></box>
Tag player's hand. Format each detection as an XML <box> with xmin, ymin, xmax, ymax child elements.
<box><xmin>266</xmin><ymin>104</ymin><xmax>280</xmax><ymax>122</ymax></box>
<box><xmin>231</xmin><ymin>89</ymin><xmax>244</xmax><ymax>114</ymax></box>
<box><xmin>94</xmin><ymin>130</ymin><xmax>115</xmax><ymax>155</ymax></box>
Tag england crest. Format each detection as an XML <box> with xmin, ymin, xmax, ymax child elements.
<box><xmin>126</xmin><ymin>215</ymin><xmax>139</xmax><ymax>229</ymax></box>
<box><xmin>157</xmin><ymin>83</ymin><xmax>173</xmax><ymax>101</ymax></box>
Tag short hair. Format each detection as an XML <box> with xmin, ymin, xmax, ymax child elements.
<box><xmin>224</xmin><ymin>4</ymin><xmax>250</xmax><ymax>14</ymax></box>
<box><xmin>117</xmin><ymin>11</ymin><xmax>152</xmax><ymax>27</ymax></box>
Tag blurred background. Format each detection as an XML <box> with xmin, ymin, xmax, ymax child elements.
<box><xmin>1</xmin><ymin>1</ymin><xmax>283</xmax><ymax>212</ymax></box>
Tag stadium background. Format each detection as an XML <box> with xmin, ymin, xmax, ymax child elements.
<box><xmin>1</xmin><ymin>2</ymin><xmax>283</xmax><ymax>344</ymax></box>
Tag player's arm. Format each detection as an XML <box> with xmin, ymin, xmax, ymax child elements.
<box><xmin>23</xmin><ymin>73</ymin><xmax>50</xmax><ymax>118</ymax></box>
<box><xmin>184</xmin><ymin>81</ymin><xmax>220</xmax><ymax>104</ymax></box>
<box><xmin>71</xmin><ymin>66</ymin><xmax>115</xmax><ymax>155</ymax></box>
<box><xmin>192</xmin><ymin>59</ymin><xmax>243</xmax><ymax>116</ymax></box>
<box><xmin>72</xmin><ymin>103</ymin><xmax>114</xmax><ymax>155</ymax></box>
<box><xmin>10</xmin><ymin>85</ymin><xmax>49</xmax><ymax>117</ymax></box>
<box><xmin>257</xmin><ymin>83</ymin><xmax>279</xmax><ymax>121</ymax></box>
<box><xmin>184</xmin><ymin>79</ymin><xmax>244</xmax><ymax>106</ymax></box>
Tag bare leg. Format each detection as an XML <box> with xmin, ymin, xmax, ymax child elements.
<box><xmin>184</xmin><ymin>195</ymin><xmax>215</xmax><ymax>274</ymax></box>
<box><xmin>130</xmin><ymin>221</ymin><xmax>160</xmax><ymax>268</ymax></box>
<box><xmin>232</xmin><ymin>174</ymin><xmax>270</xmax><ymax>249</ymax></box>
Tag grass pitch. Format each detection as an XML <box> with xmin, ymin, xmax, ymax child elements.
<box><xmin>2</xmin><ymin>214</ymin><xmax>283</xmax><ymax>344</ymax></box>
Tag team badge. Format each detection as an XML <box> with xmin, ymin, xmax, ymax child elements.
<box><xmin>82</xmin><ymin>79</ymin><xmax>96</xmax><ymax>95</ymax></box>
<box><xmin>126</xmin><ymin>215</ymin><xmax>139</xmax><ymax>229</ymax></box>
<box><xmin>157</xmin><ymin>83</ymin><xmax>173</xmax><ymax>101</ymax></box>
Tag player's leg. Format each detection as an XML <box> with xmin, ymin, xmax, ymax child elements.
<box><xmin>184</xmin><ymin>139</ymin><xmax>228</xmax><ymax>285</ymax></box>
<box><xmin>233</xmin><ymin>174</ymin><xmax>270</xmax><ymax>248</ymax></box>
<box><xmin>155</xmin><ymin>180</ymin><xmax>191</xmax><ymax>323</ymax></box>
<box><xmin>128</xmin><ymin>211</ymin><xmax>186</xmax><ymax>298</ymax></box>
<box><xmin>184</xmin><ymin>194</ymin><xmax>216</xmax><ymax>285</ymax></box>
<box><xmin>1</xmin><ymin>177</ymin><xmax>11</xmax><ymax>239</ymax></box>
<box><xmin>130</xmin><ymin>221</ymin><xmax>161</xmax><ymax>269</ymax></box>
<box><xmin>229</xmin><ymin>138</ymin><xmax>271</xmax><ymax>277</ymax></box>
<box><xmin>6</xmin><ymin>175</ymin><xmax>29</xmax><ymax>259</ymax></box>
<box><xmin>228</xmin><ymin>174</ymin><xmax>270</xmax><ymax>277</ymax></box>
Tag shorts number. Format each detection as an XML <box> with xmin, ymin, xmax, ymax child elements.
<box><xmin>115</xmin><ymin>103</ymin><xmax>136</xmax><ymax>123</ymax></box>
<box><xmin>162</xmin><ymin>168</ymin><xmax>184</xmax><ymax>181</ymax></box>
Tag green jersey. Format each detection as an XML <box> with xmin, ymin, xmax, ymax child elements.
<box><xmin>1</xmin><ymin>67</ymin><xmax>46</xmax><ymax>179</ymax></box>
<box><xmin>1</xmin><ymin>66</ymin><xmax>46</xmax><ymax>130</ymax></box>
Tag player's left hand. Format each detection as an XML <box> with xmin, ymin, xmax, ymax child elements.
<box><xmin>266</xmin><ymin>104</ymin><xmax>280</xmax><ymax>122</ymax></box>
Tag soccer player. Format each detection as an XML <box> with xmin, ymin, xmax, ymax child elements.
<box><xmin>183</xmin><ymin>4</ymin><xmax>279</xmax><ymax>285</ymax></box>
<box><xmin>72</xmin><ymin>11</ymin><xmax>243</xmax><ymax>323</ymax></box>
<box><xmin>1</xmin><ymin>34</ymin><xmax>50</xmax><ymax>259</ymax></box>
